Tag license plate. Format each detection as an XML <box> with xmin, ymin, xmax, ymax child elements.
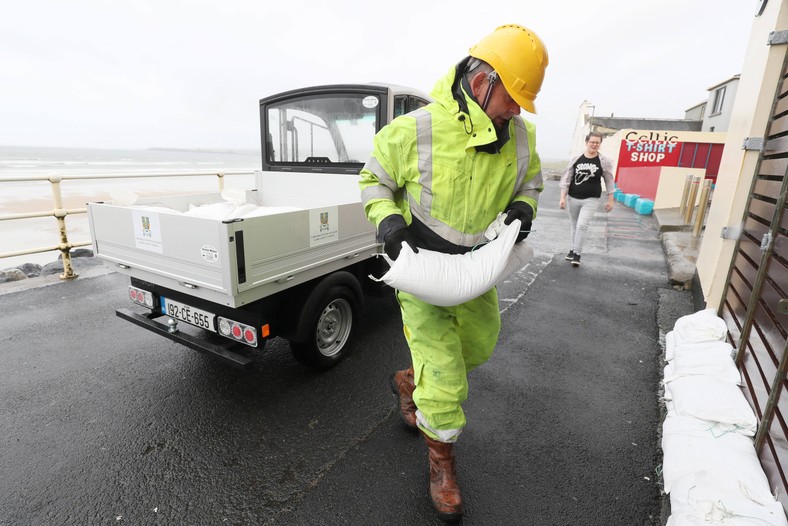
<box><xmin>161</xmin><ymin>297</ymin><xmax>215</xmax><ymax>332</ymax></box>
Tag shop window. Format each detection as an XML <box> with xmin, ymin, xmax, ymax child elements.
<box><xmin>676</xmin><ymin>142</ymin><xmax>724</xmax><ymax>180</ymax></box>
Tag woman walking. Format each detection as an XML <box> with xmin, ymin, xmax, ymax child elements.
<box><xmin>559</xmin><ymin>131</ymin><xmax>615</xmax><ymax>266</ymax></box>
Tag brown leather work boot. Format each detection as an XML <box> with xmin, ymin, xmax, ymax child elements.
<box><xmin>389</xmin><ymin>367</ymin><xmax>418</xmax><ymax>430</ymax></box>
<box><xmin>424</xmin><ymin>434</ymin><xmax>463</xmax><ymax>522</ymax></box>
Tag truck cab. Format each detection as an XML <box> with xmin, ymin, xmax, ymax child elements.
<box><xmin>261</xmin><ymin>83</ymin><xmax>429</xmax><ymax>174</ymax></box>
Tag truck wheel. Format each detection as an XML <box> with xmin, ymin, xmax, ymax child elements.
<box><xmin>290</xmin><ymin>285</ymin><xmax>357</xmax><ymax>370</ymax></box>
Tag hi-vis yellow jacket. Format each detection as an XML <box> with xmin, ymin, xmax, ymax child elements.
<box><xmin>359</xmin><ymin>62</ymin><xmax>544</xmax><ymax>252</ymax></box>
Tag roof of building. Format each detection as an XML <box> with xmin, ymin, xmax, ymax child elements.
<box><xmin>706</xmin><ymin>74</ymin><xmax>741</xmax><ymax>91</ymax></box>
<box><xmin>590</xmin><ymin>116</ymin><xmax>702</xmax><ymax>132</ymax></box>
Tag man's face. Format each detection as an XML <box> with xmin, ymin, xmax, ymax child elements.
<box><xmin>473</xmin><ymin>72</ymin><xmax>522</xmax><ymax>128</ymax></box>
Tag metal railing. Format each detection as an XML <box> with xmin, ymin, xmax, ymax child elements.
<box><xmin>0</xmin><ymin>170</ymin><xmax>257</xmax><ymax>280</ymax></box>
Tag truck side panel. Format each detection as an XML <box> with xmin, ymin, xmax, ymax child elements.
<box><xmin>232</xmin><ymin>205</ymin><xmax>377</xmax><ymax>304</ymax></box>
<box><xmin>88</xmin><ymin>172</ymin><xmax>381</xmax><ymax>309</ymax></box>
<box><xmin>88</xmin><ymin>204</ymin><xmax>232</xmax><ymax>294</ymax></box>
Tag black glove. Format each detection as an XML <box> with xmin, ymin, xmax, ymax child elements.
<box><xmin>504</xmin><ymin>201</ymin><xmax>534</xmax><ymax>243</ymax></box>
<box><xmin>384</xmin><ymin>227</ymin><xmax>419</xmax><ymax>260</ymax></box>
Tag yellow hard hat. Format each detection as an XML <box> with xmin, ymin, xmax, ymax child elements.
<box><xmin>469</xmin><ymin>24</ymin><xmax>549</xmax><ymax>114</ymax></box>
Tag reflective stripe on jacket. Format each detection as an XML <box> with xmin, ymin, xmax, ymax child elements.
<box><xmin>359</xmin><ymin>64</ymin><xmax>543</xmax><ymax>249</ymax></box>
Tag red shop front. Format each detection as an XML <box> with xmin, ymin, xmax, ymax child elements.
<box><xmin>615</xmin><ymin>132</ymin><xmax>724</xmax><ymax>201</ymax></box>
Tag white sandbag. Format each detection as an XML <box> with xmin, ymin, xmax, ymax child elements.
<box><xmin>662</xmin><ymin>364</ymin><xmax>676</xmax><ymax>417</ymax></box>
<box><xmin>667</xmin><ymin>375</ymin><xmax>756</xmax><ymax>435</ymax></box>
<box><xmin>183</xmin><ymin>188</ymin><xmax>266</xmax><ymax>220</ymax></box>
<box><xmin>665</xmin><ymin>341</ymin><xmax>741</xmax><ymax>385</ymax></box>
<box><xmin>220</xmin><ymin>187</ymin><xmax>247</xmax><ymax>205</ymax></box>
<box><xmin>111</xmin><ymin>189</ymin><xmax>141</xmax><ymax>207</ymax></box>
<box><xmin>240</xmin><ymin>205</ymin><xmax>302</xmax><ymax>218</ymax></box>
<box><xmin>182</xmin><ymin>201</ymin><xmax>260</xmax><ymax>220</ymax></box>
<box><xmin>669</xmin><ymin>339</ymin><xmax>736</xmax><ymax>363</ymax></box>
<box><xmin>662</xmin><ymin>415</ymin><xmax>764</xmax><ymax>494</ymax></box>
<box><xmin>499</xmin><ymin>239</ymin><xmax>534</xmax><ymax>282</ymax></box>
<box><xmin>674</xmin><ymin>309</ymin><xmax>728</xmax><ymax>344</ymax></box>
<box><xmin>666</xmin><ymin>330</ymin><xmax>677</xmax><ymax>361</ymax></box>
<box><xmin>130</xmin><ymin>204</ymin><xmax>181</xmax><ymax>214</ymax></box>
<box><xmin>663</xmin><ymin>363</ymin><xmax>675</xmax><ymax>400</ymax></box>
<box><xmin>668</xmin><ymin>512</ymin><xmax>785</xmax><ymax>525</ymax></box>
<box><xmin>668</xmin><ymin>471</ymin><xmax>786</xmax><ymax>525</ymax></box>
<box><xmin>370</xmin><ymin>219</ymin><xmax>530</xmax><ymax>307</ymax></box>
<box><xmin>218</xmin><ymin>187</ymin><xmax>303</xmax><ymax>216</ymax></box>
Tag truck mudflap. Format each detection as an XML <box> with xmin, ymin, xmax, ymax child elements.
<box><xmin>116</xmin><ymin>308</ymin><xmax>254</xmax><ymax>368</ymax></box>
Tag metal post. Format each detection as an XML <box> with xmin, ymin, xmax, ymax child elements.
<box><xmin>683</xmin><ymin>176</ymin><xmax>701</xmax><ymax>224</ymax></box>
<box><xmin>679</xmin><ymin>174</ymin><xmax>693</xmax><ymax>217</ymax></box>
<box><xmin>692</xmin><ymin>179</ymin><xmax>713</xmax><ymax>237</ymax></box>
<box><xmin>217</xmin><ymin>172</ymin><xmax>225</xmax><ymax>192</ymax></box>
<box><xmin>49</xmin><ymin>174</ymin><xmax>78</xmax><ymax>280</ymax></box>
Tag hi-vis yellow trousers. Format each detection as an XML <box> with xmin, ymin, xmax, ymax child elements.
<box><xmin>396</xmin><ymin>288</ymin><xmax>501</xmax><ymax>442</ymax></box>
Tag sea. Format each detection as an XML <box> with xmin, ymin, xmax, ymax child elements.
<box><xmin>0</xmin><ymin>145</ymin><xmax>262</xmax><ymax>270</ymax></box>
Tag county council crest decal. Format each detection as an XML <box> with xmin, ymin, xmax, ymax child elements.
<box><xmin>141</xmin><ymin>215</ymin><xmax>152</xmax><ymax>237</ymax></box>
<box><xmin>320</xmin><ymin>211</ymin><xmax>329</xmax><ymax>231</ymax></box>
<box><xmin>308</xmin><ymin>207</ymin><xmax>338</xmax><ymax>247</ymax></box>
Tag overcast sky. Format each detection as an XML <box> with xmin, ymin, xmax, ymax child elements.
<box><xmin>1</xmin><ymin>0</ymin><xmax>755</xmax><ymax>160</ymax></box>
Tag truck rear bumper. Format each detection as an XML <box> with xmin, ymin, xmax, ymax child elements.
<box><xmin>116</xmin><ymin>308</ymin><xmax>254</xmax><ymax>368</ymax></box>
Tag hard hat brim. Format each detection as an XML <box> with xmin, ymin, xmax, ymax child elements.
<box><xmin>511</xmin><ymin>91</ymin><xmax>536</xmax><ymax>114</ymax></box>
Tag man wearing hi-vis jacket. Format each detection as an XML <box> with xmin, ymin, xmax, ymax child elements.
<box><xmin>358</xmin><ymin>24</ymin><xmax>548</xmax><ymax>522</ymax></box>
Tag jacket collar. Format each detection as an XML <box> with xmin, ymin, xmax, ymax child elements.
<box><xmin>431</xmin><ymin>57</ymin><xmax>512</xmax><ymax>153</ymax></box>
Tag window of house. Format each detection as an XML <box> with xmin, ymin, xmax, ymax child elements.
<box><xmin>712</xmin><ymin>86</ymin><xmax>726</xmax><ymax>115</ymax></box>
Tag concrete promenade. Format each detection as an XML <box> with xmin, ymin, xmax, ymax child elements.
<box><xmin>0</xmin><ymin>180</ymin><xmax>695</xmax><ymax>525</ymax></box>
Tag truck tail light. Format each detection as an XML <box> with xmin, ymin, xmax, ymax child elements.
<box><xmin>128</xmin><ymin>286</ymin><xmax>154</xmax><ymax>308</ymax></box>
<box><xmin>217</xmin><ymin>316</ymin><xmax>258</xmax><ymax>347</ymax></box>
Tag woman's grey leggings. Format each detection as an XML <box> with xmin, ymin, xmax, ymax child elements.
<box><xmin>566</xmin><ymin>196</ymin><xmax>600</xmax><ymax>254</ymax></box>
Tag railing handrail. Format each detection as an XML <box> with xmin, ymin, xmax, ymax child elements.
<box><xmin>1</xmin><ymin>169</ymin><xmax>255</xmax><ymax>183</ymax></box>
<box><xmin>0</xmin><ymin>169</ymin><xmax>258</xmax><ymax>279</ymax></box>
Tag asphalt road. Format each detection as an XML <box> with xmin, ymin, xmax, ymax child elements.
<box><xmin>0</xmin><ymin>181</ymin><xmax>692</xmax><ymax>525</ymax></box>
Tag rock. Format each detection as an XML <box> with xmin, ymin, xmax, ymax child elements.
<box><xmin>16</xmin><ymin>263</ymin><xmax>42</xmax><ymax>278</ymax></box>
<box><xmin>0</xmin><ymin>269</ymin><xmax>27</xmax><ymax>284</ymax></box>
<box><xmin>0</xmin><ymin>262</ymin><xmax>41</xmax><ymax>280</ymax></box>
<box><xmin>40</xmin><ymin>261</ymin><xmax>64</xmax><ymax>276</ymax></box>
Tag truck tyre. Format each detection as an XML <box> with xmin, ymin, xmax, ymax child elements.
<box><xmin>290</xmin><ymin>281</ymin><xmax>359</xmax><ymax>370</ymax></box>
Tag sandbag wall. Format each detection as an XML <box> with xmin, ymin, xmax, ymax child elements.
<box><xmin>662</xmin><ymin>309</ymin><xmax>787</xmax><ymax>525</ymax></box>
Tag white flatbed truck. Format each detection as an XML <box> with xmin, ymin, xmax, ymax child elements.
<box><xmin>87</xmin><ymin>84</ymin><xmax>430</xmax><ymax>369</ymax></box>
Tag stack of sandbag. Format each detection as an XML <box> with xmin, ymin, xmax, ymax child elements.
<box><xmin>182</xmin><ymin>200</ymin><xmax>260</xmax><ymax>219</ymax></box>
<box><xmin>662</xmin><ymin>309</ymin><xmax>787</xmax><ymax>525</ymax></box>
<box><xmin>123</xmin><ymin>187</ymin><xmax>302</xmax><ymax>220</ymax></box>
<box><xmin>183</xmin><ymin>187</ymin><xmax>301</xmax><ymax>219</ymax></box>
